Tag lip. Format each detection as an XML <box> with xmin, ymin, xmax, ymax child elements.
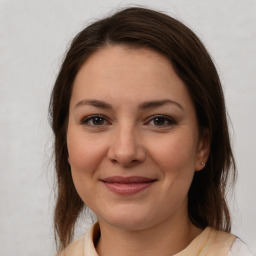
<box><xmin>100</xmin><ymin>176</ymin><xmax>157</xmax><ymax>195</ymax></box>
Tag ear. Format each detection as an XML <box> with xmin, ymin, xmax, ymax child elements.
<box><xmin>195</xmin><ymin>129</ymin><xmax>210</xmax><ymax>171</ymax></box>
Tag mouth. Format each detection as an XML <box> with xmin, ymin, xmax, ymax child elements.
<box><xmin>99</xmin><ymin>176</ymin><xmax>157</xmax><ymax>195</ymax></box>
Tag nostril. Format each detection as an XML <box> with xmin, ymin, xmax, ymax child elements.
<box><xmin>107</xmin><ymin>133</ymin><xmax>146</xmax><ymax>166</ymax></box>
<box><xmin>110</xmin><ymin>158</ymin><xmax>139</xmax><ymax>167</ymax></box>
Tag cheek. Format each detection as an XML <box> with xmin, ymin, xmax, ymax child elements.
<box><xmin>150</xmin><ymin>134</ymin><xmax>197</xmax><ymax>211</ymax></box>
<box><xmin>148</xmin><ymin>132</ymin><xmax>198</xmax><ymax>177</ymax></box>
<box><xmin>67</xmin><ymin>130</ymin><xmax>107</xmax><ymax>203</ymax></box>
<box><xmin>67</xmin><ymin>129</ymin><xmax>106</xmax><ymax>173</ymax></box>
<box><xmin>67</xmin><ymin>130</ymin><xmax>108</xmax><ymax>202</ymax></box>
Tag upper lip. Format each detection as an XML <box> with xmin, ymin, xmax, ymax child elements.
<box><xmin>100</xmin><ymin>176</ymin><xmax>157</xmax><ymax>184</ymax></box>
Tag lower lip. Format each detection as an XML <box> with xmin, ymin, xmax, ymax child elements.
<box><xmin>103</xmin><ymin>182</ymin><xmax>155</xmax><ymax>195</ymax></box>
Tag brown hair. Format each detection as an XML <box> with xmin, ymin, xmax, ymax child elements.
<box><xmin>49</xmin><ymin>7</ymin><xmax>236</xmax><ymax>252</ymax></box>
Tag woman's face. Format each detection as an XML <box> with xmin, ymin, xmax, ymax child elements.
<box><xmin>67</xmin><ymin>45</ymin><xmax>209</xmax><ymax>231</ymax></box>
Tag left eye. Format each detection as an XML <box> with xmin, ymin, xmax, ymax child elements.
<box><xmin>147</xmin><ymin>116</ymin><xmax>176</xmax><ymax>126</ymax></box>
<box><xmin>81</xmin><ymin>116</ymin><xmax>109</xmax><ymax>126</ymax></box>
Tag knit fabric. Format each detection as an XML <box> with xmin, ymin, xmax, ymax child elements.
<box><xmin>58</xmin><ymin>223</ymin><xmax>238</xmax><ymax>256</ymax></box>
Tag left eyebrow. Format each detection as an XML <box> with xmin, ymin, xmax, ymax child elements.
<box><xmin>139</xmin><ymin>99</ymin><xmax>184</xmax><ymax>110</ymax></box>
<box><xmin>74</xmin><ymin>99</ymin><xmax>112</xmax><ymax>109</ymax></box>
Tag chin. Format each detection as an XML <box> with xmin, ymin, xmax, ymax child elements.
<box><xmin>108</xmin><ymin>219</ymin><xmax>149</xmax><ymax>231</ymax></box>
<box><xmin>98</xmin><ymin>207</ymin><xmax>153</xmax><ymax>231</ymax></box>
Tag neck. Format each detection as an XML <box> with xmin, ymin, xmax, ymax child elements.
<box><xmin>96</xmin><ymin>214</ymin><xmax>202</xmax><ymax>256</ymax></box>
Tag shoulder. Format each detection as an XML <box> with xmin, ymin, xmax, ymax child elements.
<box><xmin>198</xmin><ymin>227</ymin><xmax>236</xmax><ymax>255</ymax></box>
<box><xmin>56</xmin><ymin>235</ymin><xmax>85</xmax><ymax>256</ymax></box>
<box><xmin>56</xmin><ymin>223</ymin><xmax>99</xmax><ymax>256</ymax></box>
<box><xmin>204</xmin><ymin>227</ymin><xmax>236</xmax><ymax>247</ymax></box>
<box><xmin>205</xmin><ymin>229</ymin><xmax>254</xmax><ymax>256</ymax></box>
<box><xmin>228</xmin><ymin>238</ymin><xmax>254</xmax><ymax>256</ymax></box>
<box><xmin>175</xmin><ymin>227</ymin><xmax>236</xmax><ymax>256</ymax></box>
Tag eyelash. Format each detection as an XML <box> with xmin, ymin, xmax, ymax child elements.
<box><xmin>146</xmin><ymin>115</ymin><xmax>177</xmax><ymax>127</ymax></box>
<box><xmin>80</xmin><ymin>115</ymin><xmax>110</xmax><ymax>126</ymax></box>
<box><xmin>80</xmin><ymin>115</ymin><xmax>176</xmax><ymax>127</ymax></box>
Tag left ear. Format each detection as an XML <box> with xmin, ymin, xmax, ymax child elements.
<box><xmin>195</xmin><ymin>129</ymin><xmax>210</xmax><ymax>171</ymax></box>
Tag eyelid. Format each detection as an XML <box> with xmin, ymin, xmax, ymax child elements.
<box><xmin>80</xmin><ymin>114</ymin><xmax>111</xmax><ymax>126</ymax></box>
<box><xmin>79</xmin><ymin>114</ymin><xmax>176</xmax><ymax>127</ymax></box>
<box><xmin>145</xmin><ymin>114</ymin><xmax>177</xmax><ymax>126</ymax></box>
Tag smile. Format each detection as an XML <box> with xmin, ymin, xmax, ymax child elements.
<box><xmin>100</xmin><ymin>176</ymin><xmax>157</xmax><ymax>195</ymax></box>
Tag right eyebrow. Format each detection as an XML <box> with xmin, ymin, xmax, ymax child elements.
<box><xmin>138</xmin><ymin>99</ymin><xmax>183</xmax><ymax>110</ymax></box>
<box><xmin>74</xmin><ymin>99</ymin><xmax>112</xmax><ymax>109</ymax></box>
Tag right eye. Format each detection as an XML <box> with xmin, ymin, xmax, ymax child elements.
<box><xmin>80</xmin><ymin>115</ymin><xmax>110</xmax><ymax>127</ymax></box>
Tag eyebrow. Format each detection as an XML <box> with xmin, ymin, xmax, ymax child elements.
<box><xmin>75</xmin><ymin>99</ymin><xmax>112</xmax><ymax>109</ymax></box>
<box><xmin>139</xmin><ymin>99</ymin><xmax>183</xmax><ymax>110</ymax></box>
<box><xmin>74</xmin><ymin>99</ymin><xmax>183</xmax><ymax>110</ymax></box>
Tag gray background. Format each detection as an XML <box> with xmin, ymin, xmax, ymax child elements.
<box><xmin>0</xmin><ymin>0</ymin><xmax>255</xmax><ymax>255</ymax></box>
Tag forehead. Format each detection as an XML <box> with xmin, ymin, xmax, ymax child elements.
<box><xmin>77</xmin><ymin>45</ymin><xmax>173</xmax><ymax>78</ymax></box>
<box><xmin>71</xmin><ymin>45</ymin><xmax>194</xmax><ymax>110</ymax></box>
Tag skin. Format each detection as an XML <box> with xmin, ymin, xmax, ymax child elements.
<box><xmin>67</xmin><ymin>45</ymin><xmax>209</xmax><ymax>256</ymax></box>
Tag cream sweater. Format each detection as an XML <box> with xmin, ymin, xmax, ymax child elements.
<box><xmin>58</xmin><ymin>223</ymin><xmax>252</xmax><ymax>256</ymax></box>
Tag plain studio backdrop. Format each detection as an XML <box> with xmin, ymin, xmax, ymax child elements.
<box><xmin>0</xmin><ymin>0</ymin><xmax>255</xmax><ymax>255</ymax></box>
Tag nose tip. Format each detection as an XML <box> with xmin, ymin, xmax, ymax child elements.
<box><xmin>108</xmin><ymin>148</ymin><xmax>145</xmax><ymax>167</ymax></box>
<box><xmin>107</xmin><ymin>129</ymin><xmax>146</xmax><ymax>167</ymax></box>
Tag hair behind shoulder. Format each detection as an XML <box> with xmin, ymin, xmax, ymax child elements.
<box><xmin>49</xmin><ymin>6</ymin><xmax>236</xmax><ymax>252</ymax></box>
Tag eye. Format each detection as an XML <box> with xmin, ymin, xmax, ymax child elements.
<box><xmin>147</xmin><ymin>115</ymin><xmax>176</xmax><ymax>127</ymax></box>
<box><xmin>80</xmin><ymin>115</ymin><xmax>110</xmax><ymax>127</ymax></box>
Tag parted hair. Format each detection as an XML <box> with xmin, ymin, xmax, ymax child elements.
<box><xmin>49</xmin><ymin>7</ymin><xmax>236</xmax><ymax>252</ymax></box>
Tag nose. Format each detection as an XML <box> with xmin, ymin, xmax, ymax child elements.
<box><xmin>107</xmin><ymin>125</ymin><xmax>146</xmax><ymax>167</ymax></box>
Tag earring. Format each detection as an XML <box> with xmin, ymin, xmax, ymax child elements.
<box><xmin>201</xmin><ymin>161</ymin><xmax>206</xmax><ymax>166</ymax></box>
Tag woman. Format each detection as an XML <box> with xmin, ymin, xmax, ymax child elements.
<box><xmin>49</xmin><ymin>7</ymin><xmax>252</xmax><ymax>256</ymax></box>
